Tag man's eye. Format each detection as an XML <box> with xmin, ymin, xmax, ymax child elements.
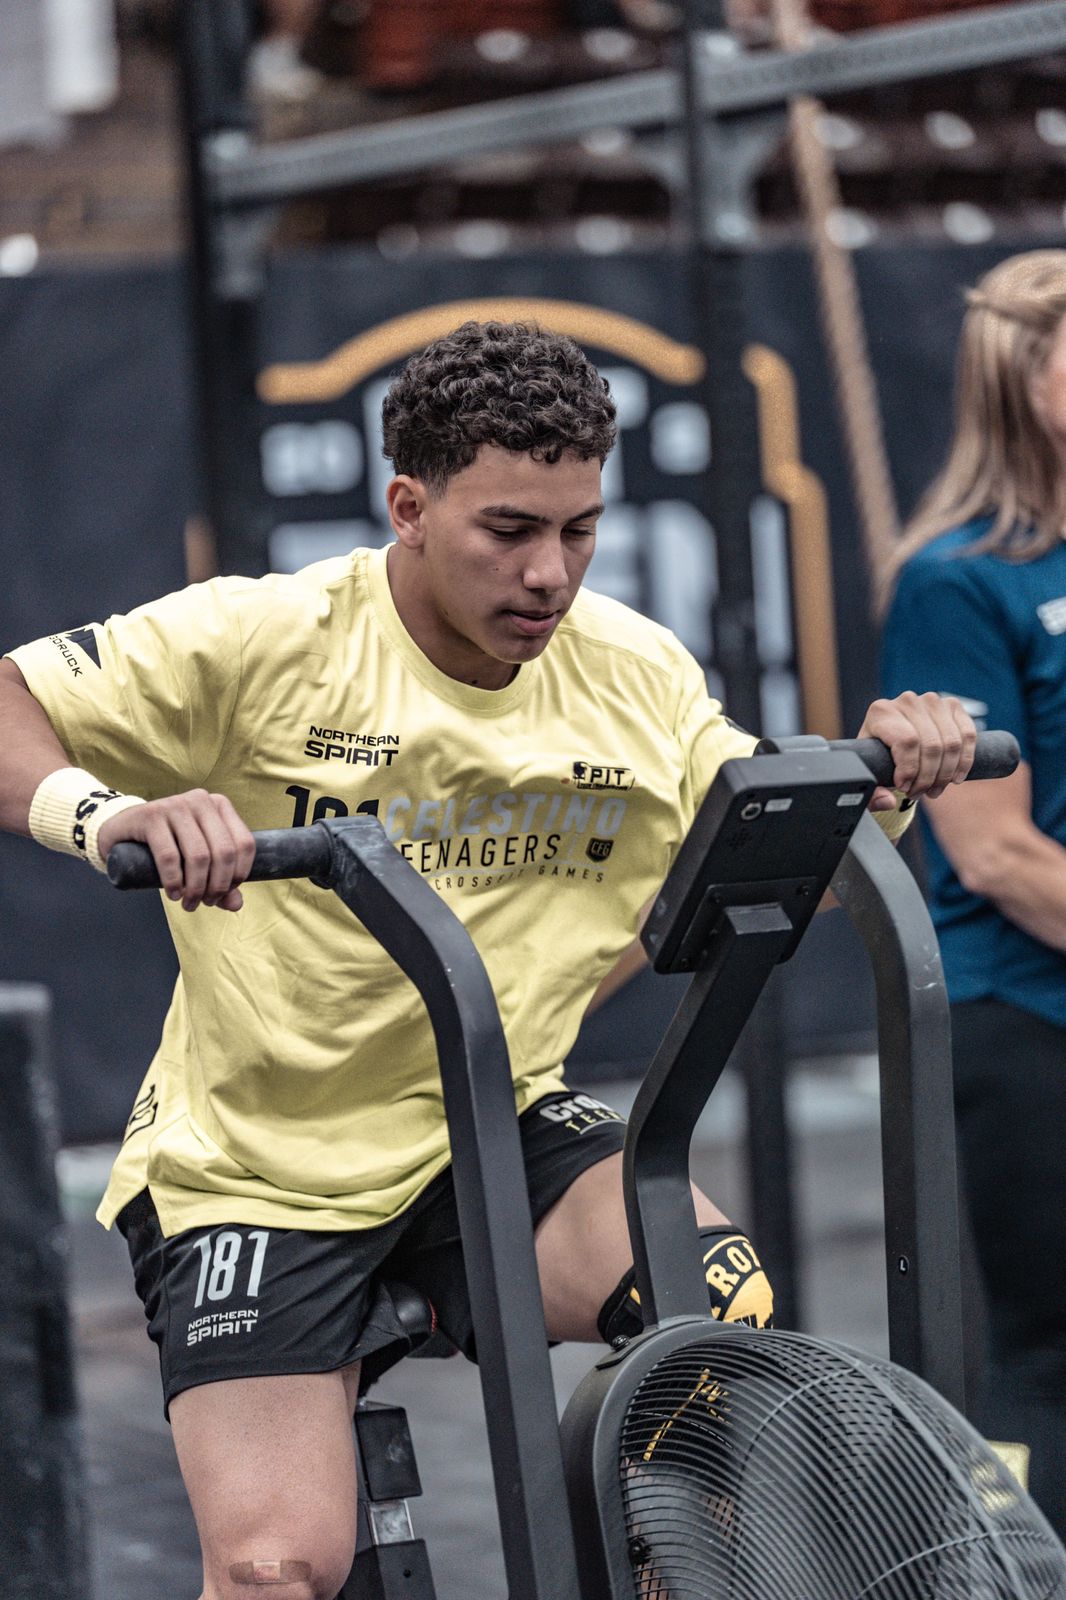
<box><xmin>487</xmin><ymin>526</ymin><xmax>525</xmax><ymax>537</ymax></box>
<box><xmin>566</xmin><ymin>525</ymin><xmax>596</xmax><ymax>537</ymax></box>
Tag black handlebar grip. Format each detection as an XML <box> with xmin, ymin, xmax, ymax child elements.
<box><xmin>830</xmin><ymin>729</ymin><xmax>1020</xmax><ymax>790</ymax></box>
<box><xmin>106</xmin><ymin>841</ymin><xmax>161</xmax><ymax>889</ymax></box>
<box><xmin>107</xmin><ymin>825</ymin><xmax>334</xmax><ymax>890</ymax></box>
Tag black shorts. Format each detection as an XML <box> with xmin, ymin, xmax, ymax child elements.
<box><xmin>118</xmin><ymin>1088</ymin><xmax>626</xmax><ymax>1415</ymax></box>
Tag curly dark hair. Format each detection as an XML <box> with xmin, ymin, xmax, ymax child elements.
<box><xmin>381</xmin><ymin>321</ymin><xmax>617</xmax><ymax>491</ymax></box>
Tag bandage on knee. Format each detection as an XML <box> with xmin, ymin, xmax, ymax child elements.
<box><xmin>229</xmin><ymin>1560</ymin><xmax>313</xmax><ymax>1585</ymax></box>
<box><xmin>597</xmin><ymin>1225</ymin><xmax>774</xmax><ymax>1345</ymax></box>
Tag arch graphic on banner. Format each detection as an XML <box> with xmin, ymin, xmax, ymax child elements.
<box><xmin>257</xmin><ymin>298</ymin><xmax>706</xmax><ymax>401</ymax></box>
<box><xmin>258</xmin><ymin>297</ymin><xmax>838</xmax><ymax>736</ymax></box>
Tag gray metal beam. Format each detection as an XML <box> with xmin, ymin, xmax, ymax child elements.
<box><xmin>206</xmin><ymin>69</ymin><xmax>681</xmax><ymax>203</ymax></box>
<box><xmin>703</xmin><ymin>0</ymin><xmax>1066</xmax><ymax>114</ymax></box>
<box><xmin>206</xmin><ymin>0</ymin><xmax>1066</xmax><ymax>207</ymax></box>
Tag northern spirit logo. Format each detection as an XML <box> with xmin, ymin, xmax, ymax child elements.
<box><xmin>571</xmin><ymin>761</ymin><xmax>635</xmax><ymax>791</ymax></box>
<box><xmin>187</xmin><ymin>1308</ymin><xmax>259</xmax><ymax>1346</ymax></box>
<box><xmin>304</xmin><ymin>725</ymin><xmax>400</xmax><ymax>767</ymax></box>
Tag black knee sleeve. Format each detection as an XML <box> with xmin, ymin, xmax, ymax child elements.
<box><xmin>597</xmin><ymin>1226</ymin><xmax>774</xmax><ymax>1344</ymax></box>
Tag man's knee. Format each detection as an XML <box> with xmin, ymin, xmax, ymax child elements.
<box><xmin>209</xmin><ymin>1536</ymin><xmax>355</xmax><ymax>1600</ymax></box>
<box><xmin>597</xmin><ymin>1225</ymin><xmax>774</xmax><ymax>1344</ymax></box>
<box><xmin>171</xmin><ymin>1370</ymin><xmax>361</xmax><ymax>1600</ymax></box>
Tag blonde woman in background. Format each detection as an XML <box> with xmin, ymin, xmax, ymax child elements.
<box><xmin>882</xmin><ymin>250</ymin><xmax>1066</xmax><ymax>1543</ymax></box>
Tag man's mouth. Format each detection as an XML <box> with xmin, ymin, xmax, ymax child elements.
<box><xmin>504</xmin><ymin>608</ymin><xmax>558</xmax><ymax>637</ymax></box>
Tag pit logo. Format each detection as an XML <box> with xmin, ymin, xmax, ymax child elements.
<box><xmin>571</xmin><ymin>761</ymin><xmax>635</xmax><ymax>791</ymax></box>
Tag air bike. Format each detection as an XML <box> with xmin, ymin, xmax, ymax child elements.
<box><xmin>109</xmin><ymin>732</ymin><xmax>1066</xmax><ymax>1600</ymax></box>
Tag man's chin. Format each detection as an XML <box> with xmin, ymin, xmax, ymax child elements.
<box><xmin>495</xmin><ymin>633</ymin><xmax>554</xmax><ymax>664</ymax></box>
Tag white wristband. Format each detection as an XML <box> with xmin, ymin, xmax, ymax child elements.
<box><xmin>28</xmin><ymin>767</ymin><xmax>147</xmax><ymax>873</ymax></box>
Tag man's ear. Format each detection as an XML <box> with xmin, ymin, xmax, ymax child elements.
<box><xmin>387</xmin><ymin>476</ymin><xmax>429</xmax><ymax>549</ymax></box>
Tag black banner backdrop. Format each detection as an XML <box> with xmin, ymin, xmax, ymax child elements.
<box><xmin>0</xmin><ymin>241</ymin><xmax>1043</xmax><ymax>1142</ymax></box>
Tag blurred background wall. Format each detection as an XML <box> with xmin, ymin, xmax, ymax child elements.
<box><xmin>1</xmin><ymin>0</ymin><xmax>1063</xmax><ymax>1140</ymax></box>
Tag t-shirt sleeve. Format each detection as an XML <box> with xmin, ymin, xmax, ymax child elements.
<box><xmin>882</xmin><ymin>556</ymin><xmax>1027</xmax><ymax>759</ymax></box>
<box><xmin>676</xmin><ymin>650</ymin><xmax>760</xmax><ymax>829</ymax></box>
<box><xmin>4</xmin><ymin>579</ymin><xmax>244</xmax><ymax>797</ymax></box>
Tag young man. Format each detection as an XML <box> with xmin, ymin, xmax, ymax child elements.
<box><xmin>0</xmin><ymin>322</ymin><xmax>974</xmax><ymax>1600</ymax></box>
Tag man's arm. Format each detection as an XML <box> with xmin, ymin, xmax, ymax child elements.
<box><xmin>923</xmin><ymin>761</ymin><xmax>1066</xmax><ymax>952</ymax></box>
<box><xmin>0</xmin><ymin>656</ymin><xmax>254</xmax><ymax>912</ymax></box>
<box><xmin>0</xmin><ymin>656</ymin><xmax>75</xmax><ymax>831</ymax></box>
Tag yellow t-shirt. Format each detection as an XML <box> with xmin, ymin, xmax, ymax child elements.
<box><xmin>8</xmin><ymin>547</ymin><xmax>755</xmax><ymax>1235</ymax></box>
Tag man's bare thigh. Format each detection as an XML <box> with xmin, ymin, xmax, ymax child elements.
<box><xmin>169</xmin><ymin>1365</ymin><xmax>361</xmax><ymax>1600</ymax></box>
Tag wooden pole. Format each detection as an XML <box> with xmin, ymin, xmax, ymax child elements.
<box><xmin>768</xmin><ymin>0</ymin><xmax>901</xmax><ymax>593</ymax></box>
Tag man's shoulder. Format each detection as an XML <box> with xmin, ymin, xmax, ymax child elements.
<box><xmin>270</xmin><ymin>551</ymin><xmax>365</xmax><ymax>592</ymax></box>
<box><xmin>559</xmin><ymin>587</ymin><xmax>690</xmax><ymax>677</ymax></box>
<box><xmin>183</xmin><ymin>552</ymin><xmax>366</xmax><ymax>629</ymax></box>
<box><xmin>244</xmin><ymin>551</ymin><xmax>363</xmax><ymax>602</ymax></box>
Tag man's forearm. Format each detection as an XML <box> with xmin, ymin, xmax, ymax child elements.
<box><xmin>0</xmin><ymin>658</ymin><xmax>73</xmax><ymax>834</ymax></box>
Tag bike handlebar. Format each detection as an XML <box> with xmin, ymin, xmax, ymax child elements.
<box><xmin>106</xmin><ymin>729</ymin><xmax>1020</xmax><ymax>891</ymax></box>
<box><xmin>827</xmin><ymin>728</ymin><xmax>1018</xmax><ymax>789</ymax></box>
<box><xmin>107</xmin><ymin>822</ymin><xmax>334</xmax><ymax>891</ymax></box>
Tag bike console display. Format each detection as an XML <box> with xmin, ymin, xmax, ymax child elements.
<box><xmin>641</xmin><ymin>751</ymin><xmax>876</xmax><ymax>974</ymax></box>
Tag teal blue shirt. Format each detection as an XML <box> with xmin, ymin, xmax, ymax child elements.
<box><xmin>882</xmin><ymin>519</ymin><xmax>1066</xmax><ymax>1029</ymax></box>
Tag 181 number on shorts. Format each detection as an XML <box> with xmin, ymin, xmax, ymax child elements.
<box><xmin>193</xmin><ymin>1230</ymin><xmax>270</xmax><ymax>1308</ymax></box>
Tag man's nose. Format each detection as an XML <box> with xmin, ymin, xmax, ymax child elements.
<box><xmin>523</xmin><ymin>536</ymin><xmax>569</xmax><ymax>593</ymax></box>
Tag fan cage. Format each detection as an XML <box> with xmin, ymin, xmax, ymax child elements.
<box><xmin>618</xmin><ymin>1326</ymin><xmax>1066</xmax><ymax>1600</ymax></box>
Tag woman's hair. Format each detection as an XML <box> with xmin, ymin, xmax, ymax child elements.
<box><xmin>879</xmin><ymin>250</ymin><xmax>1066</xmax><ymax>611</ymax></box>
<box><xmin>381</xmin><ymin>320</ymin><xmax>617</xmax><ymax>492</ymax></box>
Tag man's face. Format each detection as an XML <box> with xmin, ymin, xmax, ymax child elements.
<box><xmin>386</xmin><ymin>445</ymin><xmax>604</xmax><ymax>688</ymax></box>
